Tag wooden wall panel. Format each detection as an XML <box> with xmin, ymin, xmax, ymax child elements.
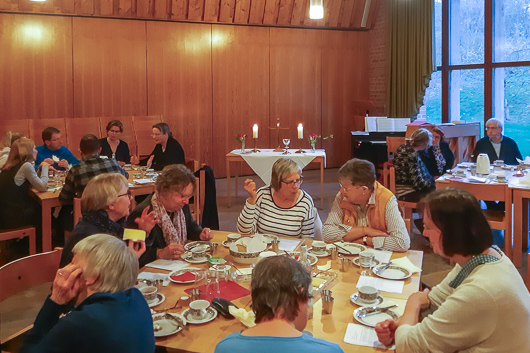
<box><xmin>212</xmin><ymin>25</ymin><xmax>269</xmax><ymax>177</ymax></box>
<box><xmin>276</xmin><ymin>0</ymin><xmax>294</xmax><ymax>25</ymax></box>
<box><xmin>234</xmin><ymin>0</ymin><xmax>250</xmax><ymax>24</ymax></box>
<box><xmin>218</xmin><ymin>0</ymin><xmax>235</xmax><ymax>22</ymax></box>
<box><xmin>188</xmin><ymin>0</ymin><xmax>204</xmax><ymax>20</ymax></box>
<box><xmin>270</xmin><ymin>28</ymin><xmax>321</xmax><ymax>153</ymax></box>
<box><xmin>0</xmin><ymin>14</ymin><xmax>73</xmax><ymax>120</ymax></box>
<box><xmin>146</xmin><ymin>21</ymin><xmax>213</xmax><ymax>167</ymax></box>
<box><xmin>263</xmin><ymin>0</ymin><xmax>280</xmax><ymax>25</ymax></box>
<box><xmin>248</xmin><ymin>0</ymin><xmax>265</xmax><ymax>24</ymax></box>
<box><xmin>322</xmin><ymin>30</ymin><xmax>370</xmax><ymax>167</ymax></box>
<box><xmin>72</xmin><ymin>17</ymin><xmax>147</xmax><ymax>118</ymax></box>
<box><xmin>203</xmin><ymin>0</ymin><xmax>219</xmax><ymax>21</ymax></box>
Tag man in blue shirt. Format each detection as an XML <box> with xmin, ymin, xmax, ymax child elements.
<box><xmin>36</xmin><ymin>127</ymin><xmax>80</xmax><ymax>171</ymax></box>
<box><xmin>473</xmin><ymin>118</ymin><xmax>522</xmax><ymax>166</ymax></box>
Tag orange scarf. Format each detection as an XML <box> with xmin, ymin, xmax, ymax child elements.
<box><xmin>339</xmin><ymin>181</ymin><xmax>394</xmax><ymax>232</ymax></box>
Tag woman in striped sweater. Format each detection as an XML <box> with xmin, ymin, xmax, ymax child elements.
<box><xmin>237</xmin><ymin>158</ymin><xmax>315</xmax><ymax>238</ymax></box>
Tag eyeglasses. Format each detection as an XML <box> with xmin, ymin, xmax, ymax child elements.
<box><xmin>109</xmin><ymin>129</ymin><xmax>122</xmax><ymax>134</ymax></box>
<box><xmin>176</xmin><ymin>190</ymin><xmax>194</xmax><ymax>200</ymax></box>
<box><xmin>282</xmin><ymin>177</ymin><xmax>303</xmax><ymax>186</ymax></box>
<box><xmin>339</xmin><ymin>183</ymin><xmax>354</xmax><ymax>192</ymax></box>
<box><xmin>118</xmin><ymin>190</ymin><xmax>133</xmax><ymax>200</ymax></box>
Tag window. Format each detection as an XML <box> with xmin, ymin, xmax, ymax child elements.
<box><xmin>424</xmin><ymin>0</ymin><xmax>530</xmax><ymax>156</ymax></box>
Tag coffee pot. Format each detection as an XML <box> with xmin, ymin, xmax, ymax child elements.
<box><xmin>476</xmin><ymin>153</ymin><xmax>491</xmax><ymax>175</ymax></box>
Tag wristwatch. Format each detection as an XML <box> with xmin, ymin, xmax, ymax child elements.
<box><xmin>362</xmin><ymin>236</ymin><xmax>368</xmax><ymax>245</ymax></box>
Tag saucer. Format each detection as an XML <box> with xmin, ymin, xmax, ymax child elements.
<box><xmin>286</xmin><ymin>252</ymin><xmax>318</xmax><ymax>266</ymax></box>
<box><xmin>373</xmin><ymin>265</ymin><xmax>412</xmax><ymax>280</ymax></box>
<box><xmin>184</xmin><ymin>241</ymin><xmax>212</xmax><ymax>252</ymax></box>
<box><xmin>152</xmin><ymin>312</ymin><xmax>186</xmax><ymax>337</ymax></box>
<box><xmin>182</xmin><ymin>251</ymin><xmax>210</xmax><ymax>264</ymax></box>
<box><xmin>308</xmin><ymin>248</ymin><xmax>329</xmax><ymax>257</ymax></box>
<box><xmin>251</xmin><ymin>233</ymin><xmax>279</xmax><ymax>244</ymax></box>
<box><xmin>333</xmin><ymin>242</ymin><xmax>366</xmax><ymax>255</ymax></box>
<box><xmin>181</xmin><ymin>307</ymin><xmax>218</xmax><ymax>324</ymax></box>
<box><xmin>222</xmin><ymin>240</ymin><xmax>235</xmax><ymax>248</ymax></box>
<box><xmin>353</xmin><ymin>307</ymin><xmax>399</xmax><ymax>327</ymax></box>
<box><xmin>350</xmin><ymin>292</ymin><xmax>385</xmax><ymax>307</ymax></box>
<box><xmin>168</xmin><ymin>267</ymin><xmax>202</xmax><ymax>284</ymax></box>
<box><xmin>147</xmin><ymin>293</ymin><xmax>166</xmax><ymax>308</ymax></box>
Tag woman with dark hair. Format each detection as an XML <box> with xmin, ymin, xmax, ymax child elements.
<box><xmin>418</xmin><ymin>125</ymin><xmax>455</xmax><ymax>177</ymax></box>
<box><xmin>126</xmin><ymin>164</ymin><xmax>213</xmax><ymax>266</ymax></box>
<box><xmin>215</xmin><ymin>256</ymin><xmax>343</xmax><ymax>353</ymax></box>
<box><xmin>394</xmin><ymin>128</ymin><xmax>435</xmax><ymax>194</ymax></box>
<box><xmin>322</xmin><ymin>158</ymin><xmax>409</xmax><ymax>251</ymax></box>
<box><xmin>99</xmin><ymin>120</ymin><xmax>131</xmax><ymax>166</ymax></box>
<box><xmin>131</xmin><ymin>122</ymin><xmax>185</xmax><ymax>171</ymax></box>
<box><xmin>375</xmin><ymin>187</ymin><xmax>530</xmax><ymax>352</ymax></box>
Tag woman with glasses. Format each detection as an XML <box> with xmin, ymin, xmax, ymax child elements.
<box><xmin>59</xmin><ymin>173</ymin><xmax>157</xmax><ymax>267</ymax></box>
<box><xmin>322</xmin><ymin>159</ymin><xmax>409</xmax><ymax>251</ymax></box>
<box><xmin>126</xmin><ymin>164</ymin><xmax>213</xmax><ymax>265</ymax></box>
<box><xmin>237</xmin><ymin>158</ymin><xmax>316</xmax><ymax>238</ymax></box>
<box><xmin>99</xmin><ymin>120</ymin><xmax>131</xmax><ymax>166</ymax></box>
<box><xmin>131</xmin><ymin>122</ymin><xmax>185</xmax><ymax>171</ymax></box>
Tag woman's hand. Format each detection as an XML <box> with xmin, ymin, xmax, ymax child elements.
<box><xmin>243</xmin><ymin>179</ymin><xmax>257</xmax><ymax>204</ymax></box>
<box><xmin>128</xmin><ymin>240</ymin><xmax>146</xmax><ymax>258</ymax></box>
<box><xmin>147</xmin><ymin>155</ymin><xmax>154</xmax><ymax>168</ymax></box>
<box><xmin>117</xmin><ymin>161</ymin><xmax>126</xmax><ymax>167</ymax></box>
<box><xmin>199</xmin><ymin>228</ymin><xmax>213</xmax><ymax>241</ymax></box>
<box><xmin>375</xmin><ymin>319</ymin><xmax>398</xmax><ymax>346</ymax></box>
<box><xmin>39</xmin><ymin>161</ymin><xmax>50</xmax><ymax>168</ymax></box>
<box><xmin>157</xmin><ymin>243</ymin><xmax>186</xmax><ymax>260</ymax></box>
<box><xmin>135</xmin><ymin>207</ymin><xmax>158</xmax><ymax>233</ymax></box>
<box><xmin>50</xmin><ymin>264</ymin><xmax>83</xmax><ymax>305</ymax></box>
<box><xmin>408</xmin><ymin>288</ymin><xmax>431</xmax><ymax>310</ymax></box>
<box><xmin>130</xmin><ymin>156</ymin><xmax>139</xmax><ymax>165</ymax></box>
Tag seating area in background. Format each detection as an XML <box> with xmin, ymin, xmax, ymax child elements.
<box><xmin>0</xmin><ymin>116</ymin><xmax>163</xmax><ymax>159</ymax></box>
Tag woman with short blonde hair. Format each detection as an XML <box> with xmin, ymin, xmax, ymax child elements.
<box><xmin>59</xmin><ymin>173</ymin><xmax>156</xmax><ymax>267</ymax></box>
<box><xmin>21</xmin><ymin>233</ymin><xmax>155</xmax><ymax>353</ymax></box>
<box><xmin>418</xmin><ymin>125</ymin><xmax>455</xmax><ymax>177</ymax></box>
<box><xmin>237</xmin><ymin>157</ymin><xmax>316</xmax><ymax>238</ymax></box>
<box><xmin>0</xmin><ymin>138</ymin><xmax>49</xmax><ymax>236</ymax></box>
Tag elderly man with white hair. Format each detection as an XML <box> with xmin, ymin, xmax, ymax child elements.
<box><xmin>473</xmin><ymin>118</ymin><xmax>522</xmax><ymax>166</ymax></box>
<box><xmin>20</xmin><ymin>234</ymin><xmax>155</xmax><ymax>353</ymax></box>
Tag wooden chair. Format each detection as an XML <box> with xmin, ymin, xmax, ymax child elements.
<box><xmin>0</xmin><ymin>248</ymin><xmax>62</xmax><ymax>351</ymax></box>
<box><xmin>185</xmin><ymin>159</ymin><xmax>206</xmax><ymax>224</ymax></box>
<box><xmin>131</xmin><ymin>115</ymin><xmax>163</xmax><ymax>158</ymax></box>
<box><xmin>99</xmin><ymin>116</ymin><xmax>137</xmax><ymax>158</ymax></box>
<box><xmin>386</xmin><ymin>136</ymin><xmax>406</xmax><ymax>160</ymax></box>
<box><xmin>388</xmin><ymin>166</ymin><xmax>418</xmax><ymax>235</ymax></box>
<box><xmin>0</xmin><ymin>227</ymin><xmax>37</xmax><ymax>261</ymax></box>
<box><xmin>436</xmin><ymin>180</ymin><xmax>513</xmax><ymax>260</ymax></box>
<box><xmin>28</xmin><ymin>118</ymin><xmax>66</xmax><ymax>145</ymax></box>
<box><xmin>65</xmin><ymin>118</ymin><xmax>101</xmax><ymax>159</ymax></box>
<box><xmin>73</xmin><ymin>197</ymin><xmax>82</xmax><ymax>227</ymax></box>
<box><xmin>526</xmin><ymin>252</ymin><xmax>530</xmax><ymax>291</ymax></box>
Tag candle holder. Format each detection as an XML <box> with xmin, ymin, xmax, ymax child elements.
<box><xmin>252</xmin><ymin>138</ymin><xmax>261</xmax><ymax>153</ymax></box>
<box><xmin>295</xmin><ymin>139</ymin><xmax>303</xmax><ymax>153</ymax></box>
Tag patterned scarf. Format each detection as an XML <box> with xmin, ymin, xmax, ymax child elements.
<box><xmin>151</xmin><ymin>191</ymin><xmax>187</xmax><ymax>245</ymax></box>
<box><xmin>432</xmin><ymin>145</ymin><xmax>446</xmax><ymax>175</ymax></box>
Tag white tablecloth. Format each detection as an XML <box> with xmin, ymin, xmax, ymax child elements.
<box><xmin>230</xmin><ymin>149</ymin><xmax>326</xmax><ymax>185</ymax></box>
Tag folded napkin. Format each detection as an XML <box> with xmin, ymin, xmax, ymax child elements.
<box><xmin>391</xmin><ymin>257</ymin><xmax>422</xmax><ymax>274</ymax></box>
<box><xmin>229</xmin><ymin>307</ymin><xmax>256</xmax><ymax>327</ymax></box>
<box><xmin>185</xmin><ymin>281</ymin><xmax>251</xmax><ymax>302</ymax></box>
<box><xmin>170</xmin><ymin>271</ymin><xmax>196</xmax><ymax>282</ymax></box>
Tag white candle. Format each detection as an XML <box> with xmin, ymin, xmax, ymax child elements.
<box><xmin>253</xmin><ymin>124</ymin><xmax>258</xmax><ymax>139</ymax></box>
<box><xmin>297</xmin><ymin>123</ymin><xmax>303</xmax><ymax>139</ymax></box>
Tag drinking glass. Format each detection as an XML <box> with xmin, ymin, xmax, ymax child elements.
<box><xmin>282</xmin><ymin>138</ymin><xmax>291</xmax><ymax>152</ymax></box>
<box><xmin>359</xmin><ymin>251</ymin><xmax>375</xmax><ymax>276</ymax></box>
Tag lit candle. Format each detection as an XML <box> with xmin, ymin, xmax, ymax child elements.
<box><xmin>253</xmin><ymin>124</ymin><xmax>258</xmax><ymax>139</ymax></box>
<box><xmin>297</xmin><ymin>123</ymin><xmax>303</xmax><ymax>139</ymax></box>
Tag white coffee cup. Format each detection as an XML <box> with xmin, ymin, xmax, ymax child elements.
<box><xmin>358</xmin><ymin>285</ymin><xmax>379</xmax><ymax>303</ymax></box>
<box><xmin>189</xmin><ymin>299</ymin><xmax>210</xmax><ymax>320</ymax></box>
<box><xmin>312</xmin><ymin>241</ymin><xmax>327</xmax><ymax>254</ymax></box>
<box><xmin>140</xmin><ymin>285</ymin><xmax>158</xmax><ymax>303</ymax></box>
<box><xmin>191</xmin><ymin>246</ymin><xmax>208</xmax><ymax>260</ymax></box>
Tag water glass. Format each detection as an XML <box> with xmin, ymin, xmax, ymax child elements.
<box><xmin>359</xmin><ymin>251</ymin><xmax>375</xmax><ymax>275</ymax></box>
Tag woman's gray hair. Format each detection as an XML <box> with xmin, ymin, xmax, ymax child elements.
<box><xmin>155</xmin><ymin>164</ymin><xmax>196</xmax><ymax>193</ymax></box>
<box><xmin>338</xmin><ymin>158</ymin><xmax>376</xmax><ymax>190</ymax></box>
<box><xmin>81</xmin><ymin>173</ymin><xmax>128</xmax><ymax>211</ymax></box>
<box><xmin>410</xmin><ymin>128</ymin><xmax>432</xmax><ymax>148</ymax></box>
<box><xmin>73</xmin><ymin>234</ymin><xmax>138</xmax><ymax>293</ymax></box>
<box><xmin>270</xmin><ymin>158</ymin><xmax>302</xmax><ymax>191</ymax></box>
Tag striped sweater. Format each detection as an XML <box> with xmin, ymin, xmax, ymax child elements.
<box><xmin>237</xmin><ymin>186</ymin><xmax>315</xmax><ymax>238</ymax></box>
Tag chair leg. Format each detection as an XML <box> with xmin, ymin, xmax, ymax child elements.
<box><xmin>404</xmin><ymin>208</ymin><xmax>413</xmax><ymax>235</ymax></box>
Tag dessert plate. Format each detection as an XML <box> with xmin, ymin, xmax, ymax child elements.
<box><xmin>372</xmin><ymin>265</ymin><xmax>411</xmax><ymax>280</ymax></box>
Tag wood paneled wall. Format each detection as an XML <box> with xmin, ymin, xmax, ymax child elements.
<box><xmin>0</xmin><ymin>12</ymin><xmax>372</xmax><ymax>177</ymax></box>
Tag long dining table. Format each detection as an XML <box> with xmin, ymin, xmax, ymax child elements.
<box><xmin>30</xmin><ymin>171</ymin><xmax>156</xmax><ymax>252</ymax></box>
<box><xmin>147</xmin><ymin>231</ymin><xmax>423</xmax><ymax>353</ymax></box>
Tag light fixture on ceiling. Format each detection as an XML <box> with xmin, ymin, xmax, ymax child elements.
<box><xmin>309</xmin><ymin>0</ymin><xmax>324</xmax><ymax>20</ymax></box>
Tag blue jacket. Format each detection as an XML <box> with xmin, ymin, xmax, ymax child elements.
<box><xmin>21</xmin><ymin>289</ymin><xmax>155</xmax><ymax>353</ymax></box>
<box><xmin>35</xmin><ymin>145</ymin><xmax>80</xmax><ymax>170</ymax></box>
<box><xmin>473</xmin><ymin>135</ymin><xmax>522</xmax><ymax>166</ymax></box>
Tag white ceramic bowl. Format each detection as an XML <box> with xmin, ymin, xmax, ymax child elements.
<box><xmin>229</xmin><ymin>239</ymin><xmax>267</xmax><ymax>265</ymax></box>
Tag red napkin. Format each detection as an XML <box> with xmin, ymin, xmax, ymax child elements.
<box><xmin>185</xmin><ymin>281</ymin><xmax>250</xmax><ymax>302</ymax></box>
<box><xmin>170</xmin><ymin>271</ymin><xmax>196</xmax><ymax>282</ymax></box>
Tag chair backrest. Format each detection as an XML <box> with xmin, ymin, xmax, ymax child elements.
<box><xmin>99</xmin><ymin>116</ymin><xmax>137</xmax><ymax>157</ymax></box>
<box><xmin>386</xmin><ymin>136</ymin><xmax>406</xmax><ymax>160</ymax></box>
<box><xmin>132</xmin><ymin>115</ymin><xmax>163</xmax><ymax>157</ymax></box>
<box><xmin>0</xmin><ymin>120</ymin><xmax>30</xmax><ymax>140</ymax></box>
<box><xmin>28</xmin><ymin>119</ymin><xmax>67</xmax><ymax>146</ymax></box>
<box><xmin>65</xmin><ymin>118</ymin><xmax>101</xmax><ymax>159</ymax></box>
<box><xmin>0</xmin><ymin>248</ymin><xmax>62</xmax><ymax>303</ymax></box>
<box><xmin>73</xmin><ymin>197</ymin><xmax>82</xmax><ymax>226</ymax></box>
<box><xmin>527</xmin><ymin>252</ymin><xmax>530</xmax><ymax>291</ymax></box>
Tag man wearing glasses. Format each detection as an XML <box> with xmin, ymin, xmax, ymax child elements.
<box><xmin>237</xmin><ymin>158</ymin><xmax>316</xmax><ymax>239</ymax></box>
<box><xmin>36</xmin><ymin>127</ymin><xmax>80</xmax><ymax>171</ymax></box>
<box><xmin>473</xmin><ymin>118</ymin><xmax>522</xmax><ymax>166</ymax></box>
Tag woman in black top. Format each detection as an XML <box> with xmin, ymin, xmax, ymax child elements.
<box><xmin>418</xmin><ymin>125</ymin><xmax>455</xmax><ymax>177</ymax></box>
<box><xmin>134</xmin><ymin>122</ymin><xmax>185</xmax><ymax>171</ymax></box>
<box><xmin>99</xmin><ymin>120</ymin><xmax>131</xmax><ymax>166</ymax></box>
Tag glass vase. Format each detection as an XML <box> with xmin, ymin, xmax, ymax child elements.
<box><xmin>240</xmin><ymin>139</ymin><xmax>246</xmax><ymax>153</ymax></box>
<box><xmin>310</xmin><ymin>141</ymin><xmax>316</xmax><ymax>153</ymax></box>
